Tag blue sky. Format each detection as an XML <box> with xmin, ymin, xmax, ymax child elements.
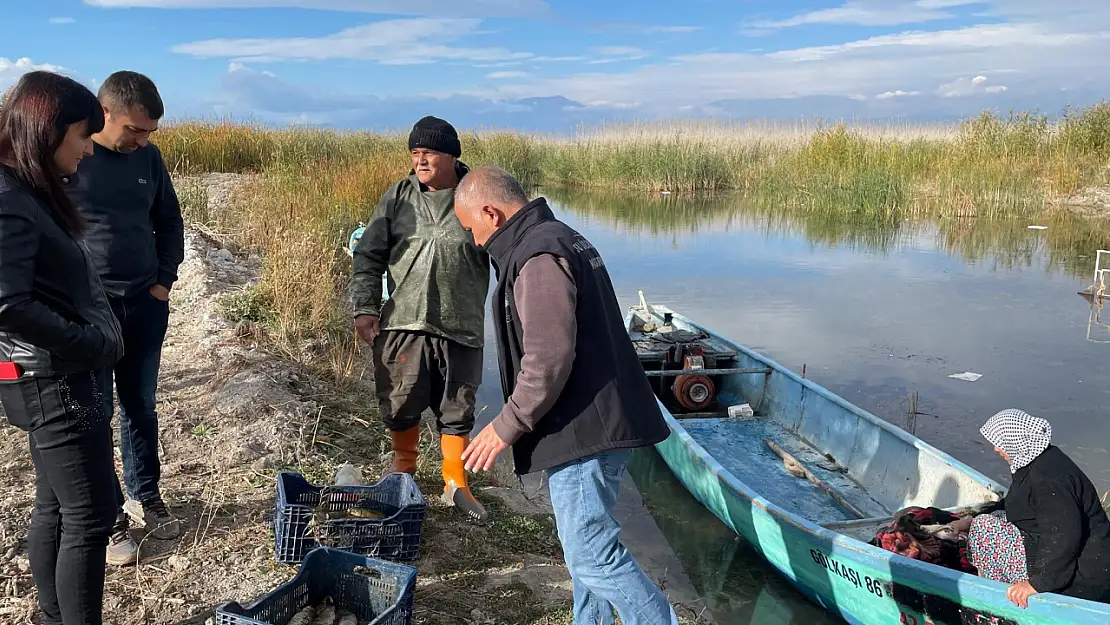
<box><xmin>3</xmin><ymin>1</ymin><xmax>1109</xmax><ymax>131</ymax></box>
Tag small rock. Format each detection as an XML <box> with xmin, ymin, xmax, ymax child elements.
<box><xmin>168</xmin><ymin>554</ymin><xmax>190</xmax><ymax>571</ymax></box>
<box><xmin>251</xmin><ymin>455</ymin><xmax>275</xmax><ymax>472</ymax></box>
<box><xmin>2</xmin><ymin>547</ymin><xmax>14</xmax><ymax>561</ymax></box>
<box><xmin>15</xmin><ymin>556</ymin><xmax>29</xmax><ymax>573</ymax></box>
<box><xmin>215</xmin><ymin>249</ymin><xmax>234</xmax><ymax>263</ymax></box>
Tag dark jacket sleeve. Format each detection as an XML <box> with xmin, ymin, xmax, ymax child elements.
<box><xmin>0</xmin><ymin>200</ymin><xmax>106</xmax><ymax>361</ymax></box>
<box><xmin>350</xmin><ymin>185</ymin><xmax>395</xmax><ymax>318</ymax></box>
<box><xmin>1027</xmin><ymin>474</ymin><xmax>1085</xmax><ymax>593</ymax></box>
<box><xmin>151</xmin><ymin>146</ymin><xmax>184</xmax><ymax>289</ymax></box>
<box><xmin>491</xmin><ymin>254</ymin><xmax>577</xmax><ymax>445</ymax></box>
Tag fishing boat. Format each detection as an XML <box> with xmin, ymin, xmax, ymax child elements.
<box><xmin>625</xmin><ymin>292</ymin><xmax>1110</xmax><ymax>625</ymax></box>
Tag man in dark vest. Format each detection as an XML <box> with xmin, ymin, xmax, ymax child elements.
<box><xmin>453</xmin><ymin>166</ymin><xmax>679</xmax><ymax>625</ymax></box>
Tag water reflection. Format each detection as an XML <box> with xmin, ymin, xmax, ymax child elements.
<box><xmin>546</xmin><ymin>186</ymin><xmax>1110</xmax><ymax>281</ymax></box>
<box><xmin>1089</xmin><ymin>296</ymin><xmax>1110</xmax><ymax>344</ymax></box>
<box><xmin>627</xmin><ymin>447</ymin><xmax>841</xmax><ymax>625</ymax></box>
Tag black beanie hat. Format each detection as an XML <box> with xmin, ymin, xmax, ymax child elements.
<box><xmin>408</xmin><ymin>115</ymin><xmax>461</xmax><ymax>158</ymax></box>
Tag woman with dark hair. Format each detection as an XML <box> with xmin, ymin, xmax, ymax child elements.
<box><xmin>0</xmin><ymin>70</ymin><xmax>125</xmax><ymax>625</ymax></box>
<box><xmin>967</xmin><ymin>409</ymin><xmax>1110</xmax><ymax>609</ymax></box>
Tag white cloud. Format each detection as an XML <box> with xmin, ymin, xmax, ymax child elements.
<box><xmin>747</xmin><ymin>1</ymin><xmax>976</xmax><ymax>30</ymax></box>
<box><xmin>588</xmin><ymin>46</ymin><xmax>650</xmax><ymax>64</ymax></box>
<box><xmin>750</xmin><ymin>1</ymin><xmax>1110</xmax><ymax>32</ymax></box>
<box><xmin>474</xmin><ymin>61</ymin><xmax>526</xmax><ymax>68</ymax></box>
<box><xmin>766</xmin><ymin>24</ymin><xmax>1104</xmax><ymax>63</ymax></box>
<box><xmin>180</xmin><ymin>0</ymin><xmax>1110</xmax><ymax>125</ymax></box>
<box><xmin>594</xmin><ymin>46</ymin><xmax>649</xmax><ymax>57</ymax></box>
<box><xmin>937</xmin><ymin>75</ymin><xmax>1009</xmax><ymax>96</ymax></box>
<box><xmin>85</xmin><ymin>0</ymin><xmax>548</xmax><ymax>18</ymax></box>
<box><xmin>172</xmin><ymin>18</ymin><xmax>533</xmax><ymax>65</ymax></box>
<box><xmin>486</xmin><ymin>71</ymin><xmax>528</xmax><ymax>79</ymax></box>
<box><xmin>876</xmin><ymin>89</ymin><xmax>922</xmax><ymax>99</ymax></box>
<box><xmin>0</xmin><ymin>57</ymin><xmax>70</xmax><ymax>91</ymax></box>
<box><xmin>533</xmin><ymin>56</ymin><xmax>589</xmax><ymax>63</ymax></box>
<box><xmin>49</xmin><ymin>17</ymin><xmax>77</xmax><ymax>24</ymax></box>
<box><xmin>474</xmin><ymin>6</ymin><xmax>1110</xmax><ymax>113</ymax></box>
<box><xmin>644</xmin><ymin>25</ymin><xmax>702</xmax><ymax>34</ymax></box>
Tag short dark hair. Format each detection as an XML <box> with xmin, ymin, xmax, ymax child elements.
<box><xmin>98</xmin><ymin>70</ymin><xmax>164</xmax><ymax>119</ymax></box>
<box><xmin>0</xmin><ymin>70</ymin><xmax>104</xmax><ymax>235</ymax></box>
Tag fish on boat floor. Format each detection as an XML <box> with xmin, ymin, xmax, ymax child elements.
<box><xmin>681</xmin><ymin>417</ymin><xmax>891</xmax><ymax>524</ymax></box>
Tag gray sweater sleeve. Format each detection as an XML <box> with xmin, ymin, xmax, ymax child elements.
<box><xmin>491</xmin><ymin>254</ymin><xmax>577</xmax><ymax>445</ymax></box>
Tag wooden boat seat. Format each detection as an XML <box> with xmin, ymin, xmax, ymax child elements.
<box><xmin>681</xmin><ymin>417</ymin><xmax>891</xmax><ymax>524</ymax></box>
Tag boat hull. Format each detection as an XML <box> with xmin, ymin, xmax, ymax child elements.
<box><xmin>631</xmin><ymin>304</ymin><xmax>1110</xmax><ymax>625</ymax></box>
<box><xmin>655</xmin><ymin>415</ymin><xmax>1110</xmax><ymax>625</ymax></box>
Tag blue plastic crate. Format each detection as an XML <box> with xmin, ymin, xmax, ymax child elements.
<box><xmin>273</xmin><ymin>471</ymin><xmax>426</xmax><ymax>565</ymax></box>
<box><xmin>216</xmin><ymin>547</ymin><xmax>416</xmax><ymax>625</ymax></box>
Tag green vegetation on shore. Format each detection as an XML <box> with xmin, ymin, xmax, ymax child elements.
<box><xmin>167</xmin><ymin>105</ymin><xmax>1110</xmax><ymax>377</ymax></box>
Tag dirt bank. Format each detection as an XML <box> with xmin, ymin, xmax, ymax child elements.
<box><xmin>0</xmin><ymin>174</ymin><xmax>703</xmax><ymax>625</ymax></box>
<box><xmin>1054</xmin><ymin>184</ymin><xmax>1110</xmax><ymax>219</ymax></box>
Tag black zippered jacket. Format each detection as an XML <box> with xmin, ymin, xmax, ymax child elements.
<box><xmin>0</xmin><ymin>166</ymin><xmax>124</xmax><ymax>377</ymax></box>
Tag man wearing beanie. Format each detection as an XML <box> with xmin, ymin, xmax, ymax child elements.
<box><xmin>349</xmin><ymin>116</ymin><xmax>492</xmax><ymax>522</ymax></box>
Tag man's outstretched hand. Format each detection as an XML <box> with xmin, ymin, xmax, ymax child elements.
<box><xmin>462</xmin><ymin>424</ymin><xmax>508</xmax><ymax>472</ymax></box>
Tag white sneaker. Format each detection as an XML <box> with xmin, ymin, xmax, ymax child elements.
<box><xmin>124</xmin><ymin>497</ymin><xmax>182</xmax><ymax>540</ymax></box>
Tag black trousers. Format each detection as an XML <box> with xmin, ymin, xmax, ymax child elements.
<box><xmin>0</xmin><ymin>369</ymin><xmax>120</xmax><ymax>625</ymax></box>
<box><xmin>372</xmin><ymin>330</ymin><xmax>483</xmax><ymax>436</ymax></box>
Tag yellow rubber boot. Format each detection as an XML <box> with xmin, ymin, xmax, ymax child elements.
<box><xmin>390</xmin><ymin>427</ymin><xmax>420</xmax><ymax>475</ymax></box>
<box><xmin>440</xmin><ymin>434</ymin><xmax>489</xmax><ymax>524</ymax></box>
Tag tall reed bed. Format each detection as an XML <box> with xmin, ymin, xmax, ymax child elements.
<box><xmin>160</xmin><ymin>104</ymin><xmax>1110</xmax><ymax>372</ymax></box>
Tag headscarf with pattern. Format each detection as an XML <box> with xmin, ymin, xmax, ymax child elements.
<box><xmin>980</xmin><ymin>409</ymin><xmax>1052</xmax><ymax>473</ymax></box>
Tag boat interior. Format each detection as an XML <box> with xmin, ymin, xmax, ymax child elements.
<box><xmin>628</xmin><ymin>301</ymin><xmax>1003</xmax><ymax>541</ymax></box>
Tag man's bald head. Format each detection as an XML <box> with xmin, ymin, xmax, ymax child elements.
<box><xmin>453</xmin><ymin>166</ymin><xmax>531</xmax><ymax>246</ymax></box>
<box><xmin>456</xmin><ymin>166</ymin><xmax>529</xmax><ymax>216</ymax></box>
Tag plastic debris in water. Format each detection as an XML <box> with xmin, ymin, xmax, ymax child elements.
<box><xmin>1027</xmin><ymin>225</ymin><xmax>1048</xmax><ymax>230</ymax></box>
<box><xmin>948</xmin><ymin>371</ymin><xmax>983</xmax><ymax>382</ymax></box>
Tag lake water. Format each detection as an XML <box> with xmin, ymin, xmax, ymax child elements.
<box><xmin>472</xmin><ymin>188</ymin><xmax>1110</xmax><ymax>623</ymax></box>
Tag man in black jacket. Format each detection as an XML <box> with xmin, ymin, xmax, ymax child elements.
<box><xmin>453</xmin><ymin>166</ymin><xmax>678</xmax><ymax>625</ymax></box>
<box><xmin>66</xmin><ymin>71</ymin><xmax>184</xmax><ymax>566</ymax></box>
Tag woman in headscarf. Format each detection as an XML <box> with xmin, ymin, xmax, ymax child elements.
<box><xmin>967</xmin><ymin>409</ymin><xmax>1110</xmax><ymax>609</ymax></box>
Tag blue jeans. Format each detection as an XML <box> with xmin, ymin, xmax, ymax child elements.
<box><xmin>546</xmin><ymin>448</ymin><xmax>679</xmax><ymax>625</ymax></box>
<box><xmin>106</xmin><ymin>291</ymin><xmax>170</xmax><ymax>505</ymax></box>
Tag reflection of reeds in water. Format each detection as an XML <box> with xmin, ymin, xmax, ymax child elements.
<box><xmin>548</xmin><ymin>186</ymin><xmax>1110</xmax><ymax>281</ymax></box>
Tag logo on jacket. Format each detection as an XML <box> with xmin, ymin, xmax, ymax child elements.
<box><xmin>138</xmin><ymin>178</ymin><xmax>148</xmax><ymax>184</ymax></box>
